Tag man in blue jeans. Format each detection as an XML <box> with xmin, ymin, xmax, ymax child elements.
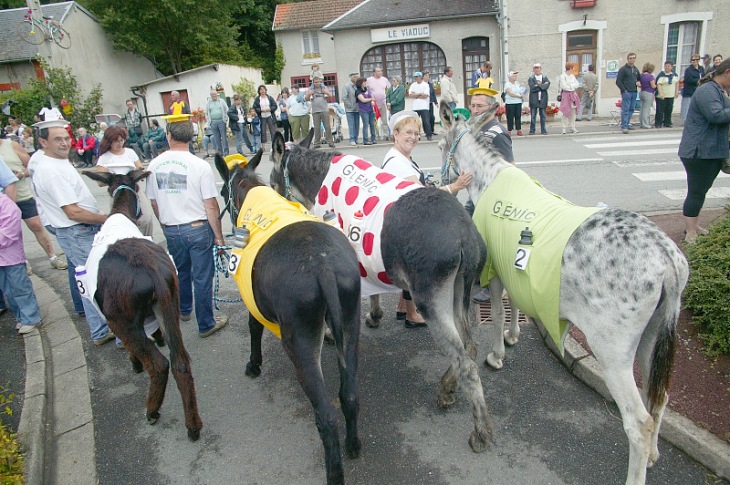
<box><xmin>616</xmin><ymin>52</ymin><xmax>641</xmax><ymax>134</ymax></box>
<box><xmin>30</xmin><ymin>119</ymin><xmax>114</xmax><ymax>345</ymax></box>
<box><xmin>205</xmin><ymin>90</ymin><xmax>230</xmax><ymax>155</ymax></box>
<box><xmin>147</xmin><ymin>115</ymin><xmax>228</xmax><ymax>337</ymax></box>
<box><xmin>342</xmin><ymin>71</ymin><xmax>360</xmax><ymax>146</ymax></box>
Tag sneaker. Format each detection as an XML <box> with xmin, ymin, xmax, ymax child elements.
<box><xmin>472</xmin><ymin>288</ymin><xmax>491</xmax><ymax>303</ymax></box>
<box><xmin>350</xmin><ymin>141</ymin><xmax>357</xmax><ymax>146</ymax></box>
<box><xmin>50</xmin><ymin>256</ymin><xmax>68</xmax><ymax>270</ymax></box>
<box><xmin>93</xmin><ymin>332</ymin><xmax>116</xmax><ymax>346</ymax></box>
<box><xmin>627</xmin><ymin>125</ymin><xmax>636</xmax><ymax>130</ymax></box>
<box><xmin>18</xmin><ymin>324</ymin><xmax>37</xmax><ymax>334</ymax></box>
<box><xmin>328</xmin><ymin>143</ymin><xmax>335</xmax><ymax>148</ymax></box>
<box><xmin>528</xmin><ymin>132</ymin><xmax>535</xmax><ymax>135</ymax></box>
<box><xmin>541</xmin><ymin>132</ymin><xmax>548</xmax><ymax>135</ymax></box>
<box><xmin>517</xmin><ymin>130</ymin><xmax>523</xmax><ymax>136</ymax></box>
<box><xmin>200</xmin><ymin>315</ymin><xmax>228</xmax><ymax>338</ymax></box>
<box><xmin>622</xmin><ymin>128</ymin><xmax>629</xmax><ymax>134</ymax></box>
<box><xmin>181</xmin><ymin>314</ymin><xmax>192</xmax><ymax>322</ymax></box>
<box><xmin>26</xmin><ymin>262</ymin><xmax>33</xmax><ymax>275</ymax></box>
<box><xmin>572</xmin><ymin>129</ymin><xmax>579</xmax><ymax>134</ymax></box>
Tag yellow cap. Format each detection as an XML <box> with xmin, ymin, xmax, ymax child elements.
<box><xmin>224</xmin><ymin>153</ymin><xmax>248</xmax><ymax>171</ymax></box>
<box><xmin>161</xmin><ymin>113</ymin><xmax>193</xmax><ymax>123</ymax></box>
<box><xmin>467</xmin><ymin>87</ymin><xmax>499</xmax><ymax>97</ymax></box>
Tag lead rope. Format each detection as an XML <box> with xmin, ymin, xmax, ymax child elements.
<box><xmin>441</xmin><ymin>128</ymin><xmax>468</xmax><ymax>184</ymax></box>
<box><xmin>212</xmin><ymin>243</ymin><xmax>243</xmax><ymax>310</ymax></box>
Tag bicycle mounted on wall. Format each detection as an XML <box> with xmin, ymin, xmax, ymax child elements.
<box><xmin>17</xmin><ymin>9</ymin><xmax>71</xmax><ymax>49</ymax></box>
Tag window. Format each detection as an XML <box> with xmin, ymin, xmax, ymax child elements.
<box><xmin>289</xmin><ymin>73</ymin><xmax>339</xmax><ymax>102</ymax></box>
<box><xmin>302</xmin><ymin>30</ymin><xmax>321</xmax><ymax>62</ymax></box>
<box><xmin>666</xmin><ymin>22</ymin><xmax>700</xmax><ymax>75</ymax></box>
<box><xmin>566</xmin><ymin>30</ymin><xmax>596</xmax><ymax>75</ymax></box>
<box><xmin>360</xmin><ymin>42</ymin><xmax>446</xmax><ymax>85</ymax></box>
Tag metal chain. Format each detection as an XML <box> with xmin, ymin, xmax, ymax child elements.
<box><xmin>212</xmin><ymin>244</ymin><xmax>243</xmax><ymax>310</ymax></box>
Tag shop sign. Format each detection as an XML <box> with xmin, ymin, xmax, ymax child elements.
<box><xmin>371</xmin><ymin>24</ymin><xmax>430</xmax><ymax>43</ymax></box>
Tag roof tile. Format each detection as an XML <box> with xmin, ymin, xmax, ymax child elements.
<box><xmin>273</xmin><ymin>0</ymin><xmax>362</xmax><ymax>31</ymax></box>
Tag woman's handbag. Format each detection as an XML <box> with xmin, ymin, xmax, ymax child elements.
<box><xmin>556</xmin><ymin>91</ymin><xmax>563</xmax><ymax>102</ymax></box>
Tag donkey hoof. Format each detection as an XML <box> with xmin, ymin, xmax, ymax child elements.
<box><xmin>648</xmin><ymin>450</ymin><xmax>660</xmax><ymax>468</ymax></box>
<box><xmin>468</xmin><ymin>429</ymin><xmax>489</xmax><ymax>453</ymax></box>
<box><xmin>345</xmin><ymin>436</ymin><xmax>362</xmax><ymax>459</ymax></box>
<box><xmin>437</xmin><ymin>392</ymin><xmax>456</xmax><ymax>409</ymax></box>
<box><xmin>245</xmin><ymin>362</ymin><xmax>261</xmax><ymax>378</ymax></box>
<box><xmin>365</xmin><ymin>316</ymin><xmax>380</xmax><ymax>328</ymax></box>
<box><xmin>503</xmin><ymin>331</ymin><xmax>519</xmax><ymax>346</ymax></box>
<box><xmin>147</xmin><ymin>411</ymin><xmax>160</xmax><ymax>425</ymax></box>
<box><xmin>188</xmin><ymin>427</ymin><xmax>201</xmax><ymax>442</ymax></box>
<box><xmin>485</xmin><ymin>354</ymin><xmax>504</xmax><ymax>370</ymax></box>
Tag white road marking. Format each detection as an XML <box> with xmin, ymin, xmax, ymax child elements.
<box><xmin>422</xmin><ymin>158</ymin><xmax>605</xmax><ymax>171</ymax></box>
<box><xmin>585</xmin><ymin>139</ymin><xmax>680</xmax><ymax>149</ymax></box>
<box><xmin>634</xmin><ymin>171</ymin><xmax>730</xmax><ymax>182</ymax></box>
<box><xmin>596</xmin><ymin>148</ymin><xmax>679</xmax><ymax>156</ymax></box>
<box><xmin>580</xmin><ymin>133</ymin><xmax>680</xmax><ymax>143</ymax></box>
<box><xmin>658</xmin><ymin>187</ymin><xmax>730</xmax><ymax>200</ymax></box>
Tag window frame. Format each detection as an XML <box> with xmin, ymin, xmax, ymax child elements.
<box><xmin>301</xmin><ymin>30</ymin><xmax>321</xmax><ymax>63</ymax></box>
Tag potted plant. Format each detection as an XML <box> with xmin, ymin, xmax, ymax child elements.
<box><xmin>545</xmin><ymin>104</ymin><xmax>559</xmax><ymax>120</ymax></box>
<box><xmin>191</xmin><ymin>108</ymin><xmax>205</xmax><ymax>124</ymax></box>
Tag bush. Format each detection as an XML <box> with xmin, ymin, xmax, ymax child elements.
<box><xmin>683</xmin><ymin>206</ymin><xmax>730</xmax><ymax>356</ymax></box>
<box><xmin>0</xmin><ymin>388</ymin><xmax>23</xmax><ymax>484</ymax></box>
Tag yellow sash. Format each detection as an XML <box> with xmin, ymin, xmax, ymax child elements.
<box><xmin>229</xmin><ymin>186</ymin><xmax>319</xmax><ymax>338</ymax></box>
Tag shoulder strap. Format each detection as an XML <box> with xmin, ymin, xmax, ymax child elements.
<box><xmin>381</xmin><ymin>156</ymin><xmax>396</xmax><ymax>169</ymax></box>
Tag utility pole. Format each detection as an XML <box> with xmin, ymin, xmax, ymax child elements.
<box><xmin>498</xmin><ymin>0</ymin><xmax>509</xmax><ymax>90</ymax></box>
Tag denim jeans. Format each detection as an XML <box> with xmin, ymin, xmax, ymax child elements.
<box><xmin>55</xmin><ymin>223</ymin><xmax>111</xmax><ymax>341</ymax></box>
<box><xmin>346</xmin><ymin>111</ymin><xmax>360</xmax><ymax>143</ymax></box>
<box><xmin>0</xmin><ymin>263</ymin><xmax>41</xmax><ymax>326</ymax></box>
<box><xmin>45</xmin><ymin>225</ymin><xmax>84</xmax><ymax>313</ymax></box>
<box><xmin>234</xmin><ymin>126</ymin><xmax>253</xmax><ymax>154</ymax></box>
<box><xmin>162</xmin><ymin>221</ymin><xmax>215</xmax><ymax>334</ymax></box>
<box><xmin>530</xmin><ymin>107</ymin><xmax>547</xmax><ymax>134</ymax></box>
<box><xmin>359</xmin><ymin>111</ymin><xmax>375</xmax><ymax>143</ymax></box>
<box><xmin>621</xmin><ymin>91</ymin><xmax>638</xmax><ymax>129</ymax></box>
<box><xmin>143</xmin><ymin>140</ymin><xmax>168</xmax><ymax>159</ymax></box>
<box><xmin>210</xmin><ymin>120</ymin><xmax>229</xmax><ymax>155</ymax></box>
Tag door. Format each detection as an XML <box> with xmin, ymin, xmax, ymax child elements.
<box><xmin>462</xmin><ymin>37</ymin><xmax>490</xmax><ymax>107</ymax></box>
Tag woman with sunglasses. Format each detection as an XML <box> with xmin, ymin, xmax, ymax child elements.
<box><xmin>680</xmin><ymin>54</ymin><xmax>705</xmax><ymax>121</ymax></box>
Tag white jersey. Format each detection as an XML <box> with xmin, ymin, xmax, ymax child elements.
<box><xmin>146</xmin><ymin>150</ymin><xmax>218</xmax><ymax>225</ymax></box>
<box><xmin>408</xmin><ymin>82</ymin><xmax>430</xmax><ymax>111</ymax></box>
<box><xmin>96</xmin><ymin>148</ymin><xmax>139</xmax><ymax>174</ymax></box>
<box><xmin>29</xmin><ymin>151</ymin><xmax>101</xmax><ymax>228</ymax></box>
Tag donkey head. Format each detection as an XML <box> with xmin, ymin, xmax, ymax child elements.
<box><xmin>83</xmin><ymin>169</ymin><xmax>150</xmax><ymax>220</ymax></box>
<box><xmin>214</xmin><ymin>150</ymin><xmax>264</xmax><ymax>227</ymax></box>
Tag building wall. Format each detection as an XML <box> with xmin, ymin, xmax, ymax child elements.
<box><xmin>276</xmin><ymin>29</ymin><xmax>338</xmax><ymax>88</ymax></box>
<box><xmin>506</xmin><ymin>0</ymin><xmax>723</xmax><ymax>115</ymax></box>
<box><xmin>0</xmin><ymin>62</ymin><xmax>37</xmax><ymax>91</ymax></box>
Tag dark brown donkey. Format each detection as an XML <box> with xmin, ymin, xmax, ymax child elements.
<box><xmin>83</xmin><ymin>169</ymin><xmax>202</xmax><ymax>441</ymax></box>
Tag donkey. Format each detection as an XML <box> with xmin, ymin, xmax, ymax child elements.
<box><xmin>215</xmin><ymin>152</ymin><xmax>362</xmax><ymax>485</ymax></box>
<box><xmin>438</xmin><ymin>103</ymin><xmax>689</xmax><ymax>485</ymax></box>
<box><xmin>268</xmin><ymin>132</ymin><xmax>495</xmax><ymax>455</ymax></box>
<box><xmin>82</xmin><ymin>169</ymin><xmax>202</xmax><ymax>441</ymax></box>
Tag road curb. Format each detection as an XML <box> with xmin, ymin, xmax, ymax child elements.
<box><xmin>533</xmin><ymin>319</ymin><xmax>730</xmax><ymax>481</ymax></box>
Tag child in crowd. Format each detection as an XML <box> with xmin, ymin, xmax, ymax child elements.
<box><xmin>247</xmin><ymin>108</ymin><xmax>261</xmax><ymax>152</ymax></box>
<box><xmin>20</xmin><ymin>126</ymin><xmax>35</xmax><ymax>154</ymax></box>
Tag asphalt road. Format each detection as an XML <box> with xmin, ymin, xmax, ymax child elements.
<box><xmin>27</xmin><ymin>134</ymin><xmax>724</xmax><ymax>485</ymax></box>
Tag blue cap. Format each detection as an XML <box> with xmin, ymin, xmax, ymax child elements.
<box><xmin>413</xmin><ymin>71</ymin><xmax>423</xmax><ymax>77</ymax></box>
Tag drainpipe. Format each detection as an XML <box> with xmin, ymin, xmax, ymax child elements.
<box><xmin>498</xmin><ymin>0</ymin><xmax>508</xmax><ymax>90</ymax></box>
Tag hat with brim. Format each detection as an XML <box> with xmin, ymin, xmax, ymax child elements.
<box><xmin>413</xmin><ymin>71</ymin><xmax>423</xmax><ymax>77</ymax></box>
<box><xmin>161</xmin><ymin>113</ymin><xmax>193</xmax><ymax>123</ymax></box>
<box><xmin>32</xmin><ymin>119</ymin><xmax>69</xmax><ymax>130</ymax></box>
<box><xmin>349</xmin><ymin>71</ymin><xmax>359</xmax><ymax>77</ymax></box>
<box><xmin>388</xmin><ymin>110</ymin><xmax>420</xmax><ymax>133</ymax></box>
<box><xmin>467</xmin><ymin>87</ymin><xmax>499</xmax><ymax>97</ymax></box>
<box><xmin>224</xmin><ymin>153</ymin><xmax>248</xmax><ymax>171</ymax></box>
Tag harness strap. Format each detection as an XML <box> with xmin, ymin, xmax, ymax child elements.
<box><xmin>111</xmin><ymin>184</ymin><xmax>141</xmax><ymax>219</ymax></box>
<box><xmin>441</xmin><ymin>128</ymin><xmax>468</xmax><ymax>184</ymax></box>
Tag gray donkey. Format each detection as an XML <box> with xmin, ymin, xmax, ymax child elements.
<box><xmin>438</xmin><ymin>102</ymin><xmax>689</xmax><ymax>485</ymax></box>
<box><xmin>269</xmin><ymin>132</ymin><xmax>494</xmax><ymax>454</ymax></box>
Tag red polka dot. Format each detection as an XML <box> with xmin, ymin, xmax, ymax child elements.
<box><xmin>317</xmin><ymin>186</ymin><xmax>328</xmax><ymax>206</ymax></box>
<box><xmin>345</xmin><ymin>186</ymin><xmax>360</xmax><ymax>205</ymax></box>
<box><xmin>384</xmin><ymin>202</ymin><xmax>394</xmax><ymax>215</ymax></box>
<box><xmin>362</xmin><ymin>196</ymin><xmax>379</xmax><ymax>216</ymax></box>
<box><xmin>332</xmin><ymin>177</ymin><xmax>342</xmax><ymax>196</ymax></box>
<box><xmin>375</xmin><ymin>172</ymin><xmax>396</xmax><ymax>184</ymax></box>
<box><xmin>377</xmin><ymin>272</ymin><xmax>392</xmax><ymax>284</ymax></box>
<box><xmin>359</xmin><ymin>263</ymin><xmax>367</xmax><ymax>277</ymax></box>
<box><xmin>332</xmin><ymin>155</ymin><xmax>344</xmax><ymax>164</ymax></box>
<box><xmin>362</xmin><ymin>232</ymin><xmax>375</xmax><ymax>255</ymax></box>
<box><xmin>396</xmin><ymin>181</ymin><xmax>416</xmax><ymax>190</ymax></box>
<box><xmin>354</xmin><ymin>159</ymin><xmax>372</xmax><ymax>171</ymax></box>
<box><xmin>337</xmin><ymin>214</ymin><xmax>344</xmax><ymax>229</ymax></box>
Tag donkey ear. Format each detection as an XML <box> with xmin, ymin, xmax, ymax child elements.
<box><xmin>246</xmin><ymin>149</ymin><xmax>263</xmax><ymax>172</ymax></box>
<box><xmin>214</xmin><ymin>153</ymin><xmax>230</xmax><ymax>186</ymax></box>
<box><xmin>82</xmin><ymin>170</ymin><xmax>113</xmax><ymax>186</ymax></box>
<box><xmin>271</xmin><ymin>133</ymin><xmax>287</xmax><ymax>170</ymax></box>
<box><xmin>131</xmin><ymin>169</ymin><xmax>151</xmax><ymax>184</ymax></box>
<box><xmin>300</xmin><ymin>128</ymin><xmax>314</xmax><ymax>148</ymax></box>
<box><xmin>440</xmin><ymin>103</ymin><xmax>456</xmax><ymax>130</ymax></box>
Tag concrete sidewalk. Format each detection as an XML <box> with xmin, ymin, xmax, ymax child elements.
<box><xmin>13</xmin><ymin>116</ymin><xmax>729</xmax><ymax>484</ymax></box>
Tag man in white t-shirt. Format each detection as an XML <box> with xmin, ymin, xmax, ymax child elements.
<box><xmin>146</xmin><ymin>116</ymin><xmax>228</xmax><ymax>338</ymax></box>
<box><xmin>408</xmin><ymin>72</ymin><xmax>433</xmax><ymax>140</ymax></box>
<box><xmin>367</xmin><ymin>66</ymin><xmax>391</xmax><ymax>140</ymax></box>
<box><xmin>29</xmin><ymin>119</ymin><xmax>115</xmax><ymax>345</ymax></box>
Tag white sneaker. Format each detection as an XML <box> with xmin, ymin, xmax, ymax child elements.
<box><xmin>350</xmin><ymin>141</ymin><xmax>356</xmax><ymax>146</ymax></box>
<box><xmin>18</xmin><ymin>324</ymin><xmax>37</xmax><ymax>334</ymax></box>
<box><xmin>50</xmin><ymin>256</ymin><xmax>68</xmax><ymax>270</ymax></box>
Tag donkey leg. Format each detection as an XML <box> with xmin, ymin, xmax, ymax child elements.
<box><xmin>168</xmin><ymin>346</ymin><xmax>202</xmax><ymax>441</ymax></box>
<box><xmin>416</xmin><ymin>284</ymin><xmax>493</xmax><ymax>453</ymax></box>
<box><xmin>503</xmin><ymin>297</ymin><xmax>521</xmax><ymax>347</ymax></box>
<box><xmin>485</xmin><ymin>277</ymin><xmax>508</xmax><ymax>369</ymax></box>
<box><xmin>333</xmin><ymin>307</ymin><xmax>362</xmax><ymax>459</ymax></box>
<box><xmin>283</xmin><ymin>330</ymin><xmax>345</xmax><ymax>485</ymax></box>
<box><xmin>245</xmin><ymin>315</ymin><xmax>264</xmax><ymax>377</ymax></box>
<box><xmin>438</xmin><ymin>365</ymin><xmax>458</xmax><ymax>408</ymax></box>
<box><xmin>365</xmin><ymin>294</ymin><xmax>383</xmax><ymax>328</ymax></box>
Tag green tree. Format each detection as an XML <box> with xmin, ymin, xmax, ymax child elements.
<box><xmin>80</xmin><ymin>0</ymin><xmax>243</xmax><ymax>76</ymax></box>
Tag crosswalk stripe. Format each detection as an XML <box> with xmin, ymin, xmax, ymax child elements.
<box><xmin>634</xmin><ymin>171</ymin><xmax>730</xmax><ymax>182</ymax></box>
<box><xmin>597</xmin><ymin>148</ymin><xmax>679</xmax><ymax>156</ymax></box>
<box><xmin>580</xmin><ymin>133</ymin><xmax>680</xmax><ymax>143</ymax></box>
<box><xmin>586</xmin><ymin>139</ymin><xmax>680</xmax><ymax>149</ymax></box>
<box><xmin>659</xmin><ymin>187</ymin><xmax>730</xmax><ymax>200</ymax></box>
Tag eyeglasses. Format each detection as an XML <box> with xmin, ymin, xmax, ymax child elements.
<box><xmin>691</xmin><ymin>58</ymin><xmax>700</xmax><ymax>61</ymax></box>
<box><xmin>470</xmin><ymin>104</ymin><xmax>488</xmax><ymax>109</ymax></box>
<box><xmin>50</xmin><ymin>137</ymin><xmax>71</xmax><ymax>144</ymax></box>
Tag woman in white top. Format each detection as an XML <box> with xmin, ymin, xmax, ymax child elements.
<box><xmin>96</xmin><ymin>124</ymin><xmax>155</xmax><ymax>236</ymax></box>
<box><xmin>503</xmin><ymin>71</ymin><xmax>527</xmax><ymax>136</ymax></box>
<box><xmin>381</xmin><ymin>111</ymin><xmax>472</xmax><ymax>327</ymax></box>
<box><xmin>558</xmin><ymin>62</ymin><xmax>581</xmax><ymax>134</ymax></box>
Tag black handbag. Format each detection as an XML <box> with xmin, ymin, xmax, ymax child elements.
<box><xmin>556</xmin><ymin>91</ymin><xmax>562</xmax><ymax>102</ymax></box>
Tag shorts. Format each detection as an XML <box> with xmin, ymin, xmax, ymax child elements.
<box><xmin>16</xmin><ymin>198</ymin><xmax>39</xmax><ymax>220</ymax></box>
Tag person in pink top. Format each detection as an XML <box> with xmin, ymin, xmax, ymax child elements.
<box><xmin>367</xmin><ymin>66</ymin><xmax>391</xmax><ymax>140</ymax></box>
<box><xmin>0</xmin><ymin>193</ymin><xmax>41</xmax><ymax>334</ymax></box>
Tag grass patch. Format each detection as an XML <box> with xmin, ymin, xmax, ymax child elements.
<box><xmin>0</xmin><ymin>387</ymin><xmax>23</xmax><ymax>484</ymax></box>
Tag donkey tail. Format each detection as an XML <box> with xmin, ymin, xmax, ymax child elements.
<box><xmin>647</xmin><ymin>254</ymin><xmax>687</xmax><ymax>414</ymax></box>
<box><xmin>152</xmin><ymin>258</ymin><xmax>187</xmax><ymax>362</ymax></box>
<box><xmin>319</xmin><ymin>269</ymin><xmax>347</xmax><ymax>362</ymax></box>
